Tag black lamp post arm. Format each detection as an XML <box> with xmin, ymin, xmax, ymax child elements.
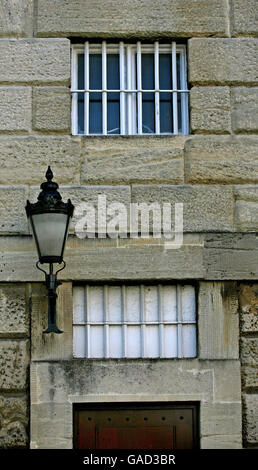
<box><xmin>36</xmin><ymin>261</ymin><xmax>63</xmax><ymax>334</ymax></box>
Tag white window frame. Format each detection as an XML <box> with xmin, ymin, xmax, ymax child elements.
<box><xmin>71</xmin><ymin>41</ymin><xmax>189</xmax><ymax>136</ymax></box>
<box><xmin>73</xmin><ymin>283</ymin><xmax>196</xmax><ymax>359</ymax></box>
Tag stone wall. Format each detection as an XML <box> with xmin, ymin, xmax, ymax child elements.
<box><xmin>0</xmin><ymin>0</ymin><xmax>257</xmax><ymax>449</ymax></box>
<box><xmin>239</xmin><ymin>284</ymin><xmax>258</xmax><ymax>448</ymax></box>
<box><xmin>0</xmin><ymin>285</ymin><xmax>30</xmax><ymax>448</ymax></box>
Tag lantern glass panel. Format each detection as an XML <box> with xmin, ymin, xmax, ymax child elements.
<box><xmin>31</xmin><ymin>212</ymin><xmax>69</xmax><ymax>261</ymax></box>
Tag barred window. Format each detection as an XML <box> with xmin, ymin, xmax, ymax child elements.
<box><xmin>73</xmin><ymin>284</ymin><xmax>196</xmax><ymax>359</ymax></box>
<box><xmin>71</xmin><ymin>41</ymin><xmax>189</xmax><ymax>136</ymax></box>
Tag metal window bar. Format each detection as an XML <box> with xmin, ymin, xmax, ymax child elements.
<box><xmin>84</xmin><ymin>41</ymin><xmax>90</xmax><ymax>135</ymax></box>
<box><xmin>102</xmin><ymin>41</ymin><xmax>107</xmax><ymax>135</ymax></box>
<box><xmin>158</xmin><ymin>285</ymin><xmax>164</xmax><ymax>358</ymax></box>
<box><xmin>172</xmin><ymin>41</ymin><xmax>178</xmax><ymax>135</ymax></box>
<box><xmin>137</xmin><ymin>41</ymin><xmax>142</xmax><ymax>134</ymax></box>
<box><xmin>176</xmin><ymin>285</ymin><xmax>182</xmax><ymax>358</ymax></box>
<box><xmin>154</xmin><ymin>41</ymin><xmax>160</xmax><ymax>134</ymax></box>
<box><xmin>119</xmin><ymin>41</ymin><xmax>126</xmax><ymax>135</ymax></box>
<box><xmin>85</xmin><ymin>285</ymin><xmax>91</xmax><ymax>358</ymax></box>
<box><xmin>140</xmin><ymin>284</ymin><xmax>146</xmax><ymax>358</ymax></box>
<box><xmin>103</xmin><ymin>284</ymin><xmax>109</xmax><ymax>357</ymax></box>
<box><xmin>71</xmin><ymin>50</ymin><xmax>78</xmax><ymax>135</ymax></box>
<box><xmin>127</xmin><ymin>45</ymin><xmax>133</xmax><ymax>135</ymax></box>
<box><xmin>121</xmin><ymin>285</ymin><xmax>127</xmax><ymax>357</ymax></box>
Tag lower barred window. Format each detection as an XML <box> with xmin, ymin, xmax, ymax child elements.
<box><xmin>73</xmin><ymin>284</ymin><xmax>196</xmax><ymax>359</ymax></box>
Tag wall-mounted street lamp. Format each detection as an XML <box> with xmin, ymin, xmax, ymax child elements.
<box><xmin>26</xmin><ymin>167</ymin><xmax>74</xmax><ymax>334</ymax></box>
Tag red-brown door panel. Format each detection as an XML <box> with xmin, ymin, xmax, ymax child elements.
<box><xmin>74</xmin><ymin>403</ymin><xmax>199</xmax><ymax>449</ymax></box>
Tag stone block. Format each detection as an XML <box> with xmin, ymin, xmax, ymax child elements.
<box><xmin>201</xmin><ymin>402</ymin><xmax>242</xmax><ymax>448</ymax></box>
<box><xmin>0</xmin><ymin>236</ymin><xmax>205</xmax><ymax>282</ymax></box>
<box><xmin>241</xmin><ymin>367</ymin><xmax>258</xmax><ymax>390</ymax></box>
<box><xmin>204</xmin><ymin>248</ymin><xmax>258</xmax><ymax>280</ymax></box>
<box><xmin>0</xmin><ymin>186</ymin><xmax>27</xmax><ymax>234</ymax></box>
<box><xmin>0</xmin><ymin>284</ymin><xmax>28</xmax><ymax>336</ymax></box>
<box><xmin>0</xmin><ymin>136</ymin><xmax>80</xmax><ymax>185</ymax></box>
<box><xmin>243</xmin><ymin>394</ymin><xmax>258</xmax><ymax>445</ymax></box>
<box><xmin>231</xmin><ymin>87</ymin><xmax>258</xmax><ymax>133</ymax></box>
<box><xmin>190</xmin><ymin>86</ymin><xmax>231</xmax><ymax>133</ymax></box>
<box><xmin>35</xmin><ymin>0</ymin><xmax>228</xmax><ymax>38</ymax></box>
<box><xmin>0</xmin><ymin>39</ymin><xmax>70</xmax><ymax>84</ymax></box>
<box><xmin>0</xmin><ymin>0</ymin><xmax>33</xmax><ymax>37</ymax></box>
<box><xmin>31</xmin><ymin>283</ymin><xmax>73</xmax><ymax>361</ymax></box>
<box><xmin>239</xmin><ymin>283</ymin><xmax>258</xmax><ymax>332</ymax></box>
<box><xmin>0</xmin><ymin>340</ymin><xmax>29</xmax><ymax>390</ymax></box>
<box><xmin>213</xmin><ymin>360</ymin><xmax>241</xmax><ymax>402</ymax></box>
<box><xmin>234</xmin><ymin>186</ymin><xmax>258</xmax><ymax>232</ymax></box>
<box><xmin>188</xmin><ymin>38</ymin><xmax>258</xmax><ymax>84</ymax></box>
<box><xmin>241</xmin><ymin>338</ymin><xmax>258</xmax><ymax>365</ymax></box>
<box><xmin>81</xmin><ymin>136</ymin><xmax>185</xmax><ymax>184</ymax></box>
<box><xmin>0</xmin><ymin>87</ymin><xmax>31</xmax><ymax>132</ymax></box>
<box><xmin>33</xmin><ymin>87</ymin><xmax>71</xmax><ymax>131</ymax></box>
<box><xmin>198</xmin><ymin>282</ymin><xmax>239</xmax><ymax>359</ymax></box>
<box><xmin>184</xmin><ymin>136</ymin><xmax>258</xmax><ymax>184</ymax></box>
<box><xmin>131</xmin><ymin>184</ymin><xmax>234</xmax><ymax>232</ymax></box>
<box><xmin>0</xmin><ymin>394</ymin><xmax>28</xmax><ymax>448</ymax></box>
<box><xmin>231</xmin><ymin>0</ymin><xmax>258</xmax><ymax>36</ymax></box>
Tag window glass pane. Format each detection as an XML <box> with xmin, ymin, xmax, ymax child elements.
<box><xmin>107</xmin><ymin>54</ymin><xmax>119</xmax><ymax>90</ymax></box>
<box><xmin>109</xmin><ymin>326</ymin><xmax>123</xmax><ymax>357</ymax></box>
<box><xmin>159</xmin><ymin>54</ymin><xmax>172</xmax><ymax>90</ymax></box>
<box><xmin>146</xmin><ymin>325</ymin><xmax>159</xmax><ymax>357</ymax></box>
<box><xmin>90</xmin><ymin>326</ymin><xmax>104</xmax><ymax>357</ymax></box>
<box><xmin>182</xmin><ymin>325</ymin><xmax>196</xmax><ymax>358</ymax></box>
<box><xmin>107</xmin><ymin>92</ymin><xmax>120</xmax><ymax>134</ymax></box>
<box><xmin>164</xmin><ymin>325</ymin><xmax>177</xmax><ymax>357</ymax></box>
<box><xmin>89</xmin><ymin>54</ymin><xmax>102</xmax><ymax>90</ymax></box>
<box><xmin>78</xmin><ymin>92</ymin><xmax>84</xmax><ymax>134</ymax></box>
<box><xmin>142</xmin><ymin>92</ymin><xmax>155</xmax><ymax>133</ymax></box>
<box><xmin>162</xmin><ymin>286</ymin><xmax>177</xmax><ymax>322</ymax></box>
<box><xmin>78</xmin><ymin>53</ymin><xmax>84</xmax><ymax>89</ymax></box>
<box><xmin>176</xmin><ymin>53</ymin><xmax>181</xmax><ymax>89</ymax></box>
<box><xmin>145</xmin><ymin>286</ymin><xmax>159</xmax><ymax>322</ymax></box>
<box><xmin>73</xmin><ymin>325</ymin><xmax>85</xmax><ymax>357</ymax></box>
<box><xmin>88</xmin><ymin>286</ymin><xmax>104</xmax><ymax>323</ymax></box>
<box><xmin>177</xmin><ymin>92</ymin><xmax>182</xmax><ymax>133</ymax></box>
<box><xmin>181</xmin><ymin>285</ymin><xmax>196</xmax><ymax>322</ymax></box>
<box><xmin>126</xmin><ymin>286</ymin><xmax>141</xmax><ymax>323</ymax></box>
<box><xmin>127</xmin><ymin>326</ymin><xmax>141</xmax><ymax>357</ymax></box>
<box><xmin>108</xmin><ymin>286</ymin><xmax>122</xmax><ymax>323</ymax></box>
<box><xmin>160</xmin><ymin>92</ymin><xmax>172</xmax><ymax>133</ymax></box>
<box><xmin>142</xmin><ymin>53</ymin><xmax>154</xmax><ymax>90</ymax></box>
<box><xmin>89</xmin><ymin>92</ymin><xmax>102</xmax><ymax>134</ymax></box>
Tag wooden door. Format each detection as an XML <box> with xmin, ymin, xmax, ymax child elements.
<box><xmin>74</xmin><ymin>403</ymin><xmax>198</xmax><ymax>449</ymax></box>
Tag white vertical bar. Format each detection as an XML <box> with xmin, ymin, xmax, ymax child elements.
<box><xmin>85</xmin><ymin>285</ymin><xmax>91</xmax><ymax>358</ymax></box>
<box><xmin>158</xmin><ymin>285</ymin><xmax>163</xmax><ymax>358</ymax></box>
<box><xmin>120</xmin><ymin>42</ymin><xmax>126</xmax><ymax>135</ymax></box>
<box><xmin>71</xmin><ymin>50</ymin><xmax>78</xmax><ymax>135</ymax></box>
<box><xmin>137</xmin><ymin>41</ymin><xmax>142</xmax><ymax>134</ymax></box>
<box><xmin>102</xmin><ymin>41</ymin><xmax>107</xmax><ymax>135</ymax></box>
<box><xmin>127</xmin><ymin>45</ymin><xmax>133</xmax><ymax>135</ymax></box>
<box><xmin>104</xmin><ymin>285</ymin><xmax>109</xmax><ymax>357</ymax></box>
<box><xmin>181</xmin><ymin>48</ymin><xmax>189</xmax><ymax>134</ymax></box>
<box><xmin>176</xmin><ymin>285</ymin><xmax>182</xmax><ymax>358</ymax></box>
<box><xmin>154</xmin><ymin>41</ymin><xmax>160</xmax><ymax>134</ymax></box>
<box><xmin>84</xmin><ymin>41</ymin><xmax>89</xmax><ymax>135</ymax></box>
<box><xmin>140</xmin><ymin>284</ymin><xmax>145</xmax><ymax>357</ymax></box>
<box><xmin>172</xmin><ymin>42</ymin><xmax>178</xmax><ymax>134</ymax></box>
<box><xmin>122</xmin><ymin>285</ymin><xmax>127</xmax><ymax>358</ymax></box>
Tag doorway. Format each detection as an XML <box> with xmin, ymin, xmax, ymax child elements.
<box><xmin>73</xmin><ymin>402</ymin><xmax>199</xmax><ymax>449</ymax></box>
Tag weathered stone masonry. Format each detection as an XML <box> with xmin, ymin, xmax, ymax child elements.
<box><xmin>0</xmin><ymin>0</ymin><xmax>257</xmax><ymax>448</ymax></box>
